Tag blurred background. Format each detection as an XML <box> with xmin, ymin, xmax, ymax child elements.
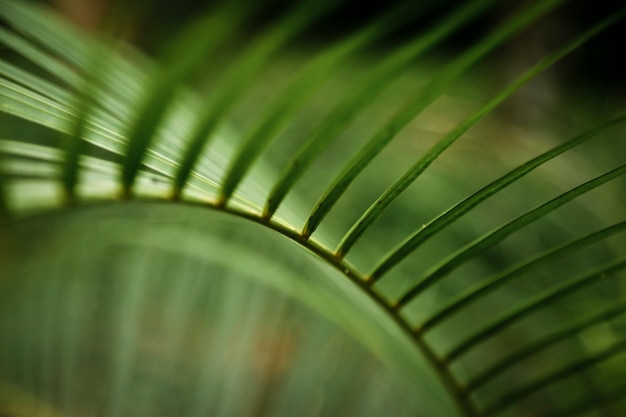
<box><xmin>48</xmin><ymin>0</ymin><xmax>626</xmax><ymax>100</ymax></box>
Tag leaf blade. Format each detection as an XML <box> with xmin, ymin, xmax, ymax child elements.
<box><xmin>336</xmin><ymin>8</ymin><xmax>624</xmax><ymax>258</ymax></box>
<box><xmin>444</xmin><ymin>257</ymin><xmax>626</xmax><ymax>362</ymax></box>
<box><xmin>263</xmin><ymin>0</ymin><xmax>506</xmax><ymax>220</ymax></box>
<box><xmin>395</xmin><ymin>164</ymin><xmax>626</xmax><ymax>308</ymax></box>
<box><xmin>466</xmin><ymin>300</ymin><xmax>626</xmax><ymax>391</ymax></box>
<box><xmin>217</xmin><ymin>0</ymin><xmax>441</xmax><ymax>206</ymax></box>
<box><xmin>372</xmin><ymin>113</ymin><xmax>626</xmax><ymax>281</ymax></box>
<box><xmin>420</xmin><ymin>221</ymin><xmax>626</xmax><ymax>332</ymax></box>
<box><xmin>172</xmin><ymin>0</ymin><xmax>342</xmax><ymax>200</ymax></box>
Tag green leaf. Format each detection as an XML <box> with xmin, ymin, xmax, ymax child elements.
<box><xmin>420</xmin><ymin>221</ymin><xmax>626</xmax><ymax>333</ymax></box>
<box><xmin>119</xmin><ymin>3</ymin><xmax>247</xmax><ymax>198</ymax></box>
<box><xmin>371</xmin><ymin>113</ymin><xmax>626</xmax><ymax>282</ymax></box>
<box><xmin>217</xmin><ymin>0</ymin><xmax>443</xmax><ymax>207</ymax></box>
<box><xmin>444</xmin><ymin>257</ymin><xmax>626</xmax><ymax>362</ymax></box>
<box><xmin>1</xmin><ymin>1</ymin><xmax>625</xmax><ymax>416</ymax></box>
<box><xmin>172</xmin><ymin>0</ymin><xmax>343</xmax><ymax>200</ymax></box>
<box><xmin>465</xmin><ymin>300</ymin><xmax>626</xmax><ymax>390</ymax></box>
<box><xmin>395</xmin><ymin>164</ymin><xmax>626</xmax><ymax>309</ymax></box>
<box><xmin>61</xmin><ymin>40</ymin><xmax>114</xmax><ymax>203</ymax></box>
<box><xmin>337</xmin><ymin>10</ymin><xmax>625</xmax><ymax>258</ymax></box>
<box><xmin>483</xmin><ymin>338</ymin><xmax>626</xmax><ymax>416</ymax></box>
<box><xmin>263</xmin><ymin>0</ymin><xmax>506</xmax><ymax>220</ymax></box>
<box><xmin>0</xmin><ymin>0</ymin><xmax>149</xmax><ymax>106</ymax></box>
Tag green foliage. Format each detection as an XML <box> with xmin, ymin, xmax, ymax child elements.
<box><xmin>0</xmin><ymin>0</ymin><xmax>625</xmax><ymax>416</ymax></box>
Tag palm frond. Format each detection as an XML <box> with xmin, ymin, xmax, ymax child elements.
<box><xmin>1</xmin><ymin>0</ymin><xmax>625</xmax><ymax>416</ymax></box>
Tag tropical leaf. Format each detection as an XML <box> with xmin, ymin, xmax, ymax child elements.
<box><xmin>0</xmin><ymin>1</ymin><xmax>625</xmax><ymax>416</ymax></box>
